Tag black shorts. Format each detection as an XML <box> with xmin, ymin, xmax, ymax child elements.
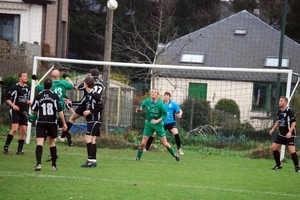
<box><xmin>274</xmin><ymin>134</ymin><xmax>297</xmax><ymax>146</ymax></box>
<box><xmin>164</xmin><ymin>122</ymin><xmax>177</xmax><ymax>132</ymax></box>
<box><xmin>75</xmin><ymin>106</ymin><xmax>85</xmax><ymax>116</ymax></box>
<box><xmin>86</xmin><ymin>121</ymin><xmax>101</xmax><ymax>137</ymax></box>
<box><xmin>10</xmin><ymin>109</ymin><xmax>28</xmax><ymax>126</ymax></box>
<box><xmin>36</xmin><ymin>123</ymin><xmax>58</xmax><ymax>139</ymax></box>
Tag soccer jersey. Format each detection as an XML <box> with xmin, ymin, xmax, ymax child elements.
<box><xmin>31</xmin><ymin>90</ymin><xmax>63</xmax><ymax>124</ymax></box>
<box><xmin>163</xmin><ymin>100</ymin><xmax>181</xmax><ymax>125</ymax></box>
<box><xmin>139</xmin><ymin>98</ymin><xmax>167</xmax><ymax>121</ymax></box>
<box><xmin>6</xmin><ymin>82</ymin><xmax>30</xmax><ymax>111</ymax></box>
<box><xmin>277</xmin><ymin>107</ymin><xmax>297</xmax><ymax>137</ymax></box>
<box><xmin>78</xmin><ymin>76</ymin><xmax>105</xmax><ymax>101</ymax></box>
<box><xmin>76</xmin><ymin>90</ymin><xmax>103</xmax><ymax>122</ymax></box>
<box><xmin>36</xmin><ymin>80</ymin><xmax>73</xmax><ymax>108</ymax></box>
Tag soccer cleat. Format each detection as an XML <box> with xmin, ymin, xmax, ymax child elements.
<box><xmin>81</xmin><ymin>160</ymin><xmax>96</xmax><ymax>168</ymax></box>
<box><xmin>178</xmin><ymin>148</ymin><xmax>184</xmax><ymax>155</ymax></box>
<box><xmin>143</xmin><ymin>148</ymin><xmax>148</xmax><ymax>152</ymax></box>
<box><xmin>34</xmin><ymin>164</ymin><xmax>42</xmax><ymax>171</ymax></box>
<box><xmin>295</xmin><ymin>167</ymin><xmax>300</xmax><ymax>173</ymax></box>
<box><xmin>3</xmin><ymin>147</ymin><xmax>8</xmax><ymax>154</ymax></box>
<box><xmin>135</xmin><ymin>157</ymin><xmax>140</xmax><ymax>161</ymax></box>
<box><xmin>16</xmin><ymin>150</ymin><xmax>24</xmax><ymax>155</ymax></box>
<box><xmin>271</xmin><ymin>165</ymin><xmax>282</xmax><ymax>170</ymax></box>
<box><xmin>51</xmin><ymin>166</ymin><xmax>58</xmax><ymax>171</ymax></box>
<box><xmin>174</xmin><ymin>155</ymin><xmax>180</xmax><ymax>161</ymax></box>
<box><xmin>58</xmin><ymin>136</ymin><xmax>65</xmax><ymax>142</ymax></box>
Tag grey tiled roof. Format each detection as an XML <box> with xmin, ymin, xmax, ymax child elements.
<box><xmin>156</xmin><ymin>10</ymin><xmax>300</xmax><ymax>83</ymax></box>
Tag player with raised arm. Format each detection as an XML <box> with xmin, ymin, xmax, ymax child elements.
<box><xmin>144</xmin><ymin>92</ymin><xmax>184</xmax><ymax>155</ymax></box>
<box><xmin>31</xmin><ymin>78</ymin><xmax>67</xmax><ymax>171</ymax></box>
<box><xmin>3</xmin><ymin>72</ymin><xmax>31</xmax><ymax>155</ymax></box>
<box><xmin>135</xmin><ymin>89</ymin><xmax>180</xmax><ymax>161</ymax></box>
<box><xmin>61</xmin><ymin>69</ymin><xmax>105</xmax><ymax>139</ymax></box>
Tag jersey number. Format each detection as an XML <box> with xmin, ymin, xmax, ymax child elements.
<box><xmin>41</xmin><ymin>103</ymin><xmax>54</xmax><ymax>115</ymax></box>
<box><xmin>54</xmin><ymin>87</ymin><xmax>63</xmax><ymax>98</ymax></box>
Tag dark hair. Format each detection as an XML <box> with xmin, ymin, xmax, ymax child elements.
<box><xmin>84</xmin><ymin>76</ymin><xmax>95</xmax><ymax>89</ymax></box>
<box><xmin>164</xmin><ymin>92</ymin><xmax>171</xmax><ymax>97</ymax></box>
<box><xmin>44</xmin><ymin>78</ymin><xmax>52</xmax><ymax>89</ymax></box>
<box><xmin>18</xmin><ymin>72</ymin><xmax>26</xmax><ymax>78</ymax></box>
<box><xmin>90</xmin><ymin>69</ymin><xmax>100</xmax><ymax>76</ymax></box>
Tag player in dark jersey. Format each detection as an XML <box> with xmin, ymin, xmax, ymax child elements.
<box><xmin>66</xmin><ymin>77</ymin><xmax>103</xmax><ymax>167</ymax></box>
<box><xmin>31</xmin><ymin>78</ymin><xmax>67</xmax><ymax>171</ymax></box>
<box><xmin>61</xmin><ymin>68</ymin><xmax>105</xmax><ymax>139</ymax></box>
<box><xmin>269</xmin><ymin>96</ymin><xmax>300</xmax><ymax>173</ymax></box>
<box><xmin>3</xmin><ymin>72</ymin><xmax>31</xmax><ymax>155</ymax></box>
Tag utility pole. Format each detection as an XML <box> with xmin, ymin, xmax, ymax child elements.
<box><xmin>102</xmin><ymin>7</ymin><xmax>114</xmax><ymax>134</ymax></box>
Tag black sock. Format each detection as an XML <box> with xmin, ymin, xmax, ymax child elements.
<box><xmin>17</xmin><ymin>139</ymin><xmax>25</xmax><ymax>151</ymax></box>
<box><xmin>93</xmin><ymin>143</ymin><xmax>97</xmax><ymax>160</ymax></box>
<box><xmin>35</xmin><ymin>145</ymin><xmax>43</xmax><ymax>165</ymax></box>
<box><xmin>145</xmin><ymin>136</ymin><xmax>154</xmax><ymax>150</ymax></box>
<box><xmin>61</xmin><ymin>122</ymin><xmax>73</xmax><ymax>138</ymax></box>
<box><xmin>50</xmin><ymin>146</ymin><xmax>57</xmax><ymax>167</ymax></box>
<box><xmin>66</xmin><ymin>132</ymin><xmax>73</xmax><ymax>146</ymax></box>
<box><xmin>291</xmin><ymin>152</ymin><xmax>299</xmax><ymax>169</ymax></box>
<box><xmin>87</xmin><ymin>142</ymin><xmax>93</xmax><ymax>160</ymax></box>
<box><xmin>4</xmin><ymin>134</ymin><xmax>14</xmax><ymax>148</ymax></box>
<box><xmin>273</xmin><ymin>150</ymin><xmax>281</xmax><ymax>166</ymax></box>
<box><xmin>174</xmin><ymin>134</ymin><xmax>181</xmax><ymax>150</ymax></box>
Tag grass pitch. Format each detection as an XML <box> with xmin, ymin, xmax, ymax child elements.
<box><xmin>0</xmin><ymin>138</ymin><xmax>300</xmax><ymax>200</ymax></box>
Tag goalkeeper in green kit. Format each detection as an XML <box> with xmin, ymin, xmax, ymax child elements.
<box><xmin>135</xmin><ymin>88</ymin><xmax>180</xmax><ymax>161</ymax></box>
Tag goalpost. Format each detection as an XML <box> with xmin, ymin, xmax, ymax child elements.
<box><xmin>27</xmin><ymin>56</ymin><xmax>294</xmax><ymax>160</ymax></box>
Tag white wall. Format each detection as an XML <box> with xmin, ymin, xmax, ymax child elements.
<box><xmin>0</xmin><ymin>1</ymin><xmax>43</xmax><ymax>44</ymax></box>
<box><xmin>156</xmin><ymin>77</ymin><xmax>272</xmax><ymax>130</ymax></box>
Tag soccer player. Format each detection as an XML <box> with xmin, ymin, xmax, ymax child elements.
<box><xmin>3</xmin><ymin>72</ymin><xmax>31</xmax><ymax>155</ymax></box>
<box><xmin>67</xmin><ymin>77</ymin><xmax>103</xmax><ymax>167</ymax></box>
<box><xmin>135</xmin><ymin>89</ymin><xmax>180</xmax><ymax>161</ymax></box>
<box><xmin>269</xmin><ymin>96</ymin><xmax>300</xmax><ymax>172</ymax></box>
<box><xmin>33</xmin><ymin>69</ymin><xmax>74</xmax><ymax>146</ymax></box>
<box><xmin>31</xmin><ymin>78</ymin><xmax>67</xmax><ymax>171</ymax></box>
<box><xmin>144</xmin><ymin>92</ymin><xmax>184</xmax><ymax>155</ymax></box>
<box><xmin>61</xmin><ymin>68</ymin><xmax>105</xmax><ymax>140</ymax></box>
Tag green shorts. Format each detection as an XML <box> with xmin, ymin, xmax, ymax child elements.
<box><xmin>143</xmin><ymin>120</ymin><xmax>166</xmax><ymax>138</ymax></box>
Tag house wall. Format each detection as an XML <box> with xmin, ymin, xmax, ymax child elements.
<box><xmin>0</xmin><ymin>1</ymin><xmax>42</xmax><ymax>44</ymax></box>
<box><xmin>156</xmin><ymin>78</ymin><xmax>272</xmax><ymax>130</ymax></box>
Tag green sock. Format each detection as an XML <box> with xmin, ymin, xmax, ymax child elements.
<box><xmin>137</xmin><ymin>149</ymin><xmax>143</xmax><ymax>159</ymax></box>
<box><xmin>167</xmin><ymin>147</ymin><xmax>176</xmax><ymax>156</ymax></box>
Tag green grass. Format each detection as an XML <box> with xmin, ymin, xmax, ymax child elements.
<box><xmin>0</xmin><ymin>138</ymin><xmax>300</xmax><ymax>200</ymax></box>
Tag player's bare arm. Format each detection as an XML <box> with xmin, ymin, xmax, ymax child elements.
<box><xmin>6</xmin><ymin>99</ymin><xmax>19</xmax><ymax>111</ymax></box>
<box><xmin>269</xmin><ymin>121</ymin><xmax>279</xmax><ymax>135</ymax></box>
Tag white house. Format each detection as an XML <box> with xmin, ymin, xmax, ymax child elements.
<box><xmin>155</xmin><ymin>10</ymin><xmax>300</xmax><ymax>130</ymax></box>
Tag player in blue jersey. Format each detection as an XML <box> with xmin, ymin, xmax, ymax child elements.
<box><xmin>144</xmin><ymin>92</ymin><xmax>184</xmax><ymax>155</ymax></box>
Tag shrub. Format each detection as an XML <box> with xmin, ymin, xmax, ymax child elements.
<box><xmin>0</xmin><ymin>104</ymin><xmax>10</xmax><ymax>125</ymax></box>
<box><xmin>179</xmin><ymin>98</ymin><xmax>211</xmax><ymax>131</ymax></box>
<box><xmin>214</xmin><ymin>98</ymin><xmax>240</xmax><ymax>120</ymax></box>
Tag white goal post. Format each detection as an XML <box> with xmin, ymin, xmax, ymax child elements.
<box><xmin>27</xmin><ymin>56</ymin><xmax>294</xmax><ymax>160</ymax></box>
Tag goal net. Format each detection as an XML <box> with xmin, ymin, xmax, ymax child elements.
<box><xmin>27</xmin><ymin>56</ymin><xmax>294</xmax><ymax>138</ymax></box>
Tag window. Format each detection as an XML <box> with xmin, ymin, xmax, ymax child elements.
<box><xmin>0</xmin><ymin>14</ymin><xmax>20</xmax><ymax>42</ymax></box>
<box><xmin>264</xmin><ymin>57</ymin><xmax>289</xmax><ymax>68</ymax></box>
<box><xmin>180</xmin><ymin>54</ymin><xmax>205</xmax><ymax>64</ymax></box>
<box><xmin>252</xmin><ymin>83</ymin><xmax>286</xmax><ymax>111</ymax></box>
<box><xmin>234</xmin><ymin>28</ymin><xmax>246</xmax><ymax>35</ymax></box>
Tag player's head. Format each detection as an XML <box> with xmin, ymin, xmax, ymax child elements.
<box><xmin>18</xmin><ymin>72</ymin><xmax>28</xmax><ymax>84</ymax></box>
<box><xmin>163</xmin><ymin>92</ymin><xmax>171</xmax><ymax>102</ymax></box>
<box><xmin>84</xmin><ymin>76</ymin><xmax>95</xmax><ymax>89</ymax></box>
<box><xmin>279</xmin><ymin>96</ymin><xmax>288</xmax><ymax>108</ymax></box>
<box><xmin>90</xmin><ymin>69</ymin><xmax>100</xmax><ymax>77</ymax></box>
<box><xmin>51</xmin><ymin>69</ymin><xmax>60</xmax><ymax>80</ymax></box>
<box><xmin>44</xmin><ymin>78</ymin><xmax>52</xmax><ymax>90</ymax></box>
<box><xmin>151</xmin><ymin>88</ymin><xmax>159</xmax><ymax>99</ymax></box>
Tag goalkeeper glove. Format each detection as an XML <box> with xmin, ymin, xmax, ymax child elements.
<box><xmin>31</xmin><ymin>74</ymin><xmax>38</xmax><ymax>81</ymax></box>
<box><xmin>62</xmin><ymin>73</ymin><xmax>68</xmax><ymax>79</ymax></box>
